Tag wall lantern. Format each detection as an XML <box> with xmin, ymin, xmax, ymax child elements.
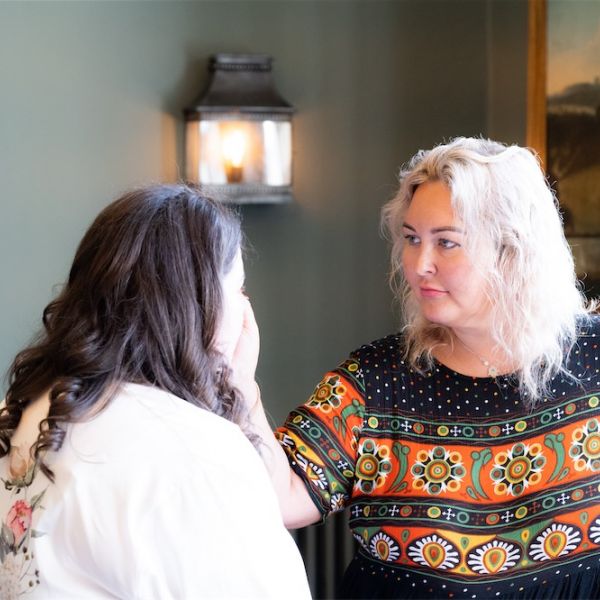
<box><xmin>184</xmin><ymin>54</ymin><xmax>294</xmax><ymax>204</ymax></box>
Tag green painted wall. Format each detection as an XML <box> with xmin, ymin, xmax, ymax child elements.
<box><xmin>0</xmin><ymin>0</ymin><xmax>527</xmax><ymax>428</ymax></box>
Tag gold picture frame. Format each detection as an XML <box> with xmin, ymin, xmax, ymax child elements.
<box><xmin>527</xmin><ymin>0</ymin><xmax>600</xmax><ymax>297</ymax></box>
<box><xmin>526</xmin><ymin>0</ymin><xmax>547</xmax><ymax>168</ymax></box>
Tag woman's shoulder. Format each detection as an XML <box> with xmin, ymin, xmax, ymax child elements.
<box><xmin>577</xmin><ymin>313</ymin><xmax>600</xmax><ymax>339</ymax></box>
<box><xmin>348</xmin><ymin>332</ymin><xmax>406</xmax><ymax>365</ymax></box>
<box><xmin>329</xmin><ymin>332</ymin><xmax>412</xmax><ymax>394</ymax></box>
<box><xmin>61</xmin><ymin>383</ymin><xmax>257</xmax><ymax>474</ymax></box>
<box><xmin>92</xmin><ymin>382</ymin><xmax>242</xmax><ymax>432</ymax></box>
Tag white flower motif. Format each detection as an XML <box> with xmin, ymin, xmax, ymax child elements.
<box><xmin>589</xmin><ymin>517</ymin><xmax>600</xmax><ymax>545</ymax></box>
<box><xmin>354</xmin><ymin>439</ymin><xmax>392</xmax><ymax>494</ymax></box>
<box><xmin>330</xmin><ymin>493</ymin><xmax>345</xmax><ymax>512</ymax></box>
<box><xmin>369</xmin><ymin>532</ymin><xmax>401</xmax><ymax>562</ymax></box>
<box><xmin>306</xmin><ymin>462</ymin><xmax>328</xmax><ymax>490</ymax></box>
<box><xmin>570</xmin><ymin>419</ymin><xmax>600</xmax><ymax>472</ymax></box>
<box><xmin>277</xmin><ymin>432</ymin><xmax>295</xmax><ymax>448</ymax></box>
<box><xmin>489</xmin><ymin>442</ymin><xmax>545</xmax><ymax>497</ymax></box>
<box><xmin>296</xmin><ymin>455</ymin><xmax>328</xmax><ymax>490</ymax></box>
<box><xmin>353</xmin><ymin>532</ymin><xmax>368</xmax><ymax>551</ymax></box>
<box><xmin>529</xmin><ymin>523</ymin><xmax>581</xmax><ymax>561</ymax></box>
<box><xmin>467</xmin><ymin>540</ymin><xmax>521</xmax><ymax>574</ymax></box>
<box><xmin>307</xmin><ymin>375</ymin><xmax>346</xmax><ymax>412</ymax></box>
<box><xmin>410</xmin><ymin>446</ymin><xmax>465</xmax><ymax>495</ymax></box>
<box><xmin>407</xmin><ymin>534</ymin><xmax>460</xmax><ymax>570</ymax></box>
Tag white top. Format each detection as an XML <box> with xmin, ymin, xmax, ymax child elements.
<box><xmin>0</xmin><ymin>383</ymin><xmax>311</xmax><ymax>599</ymax></box>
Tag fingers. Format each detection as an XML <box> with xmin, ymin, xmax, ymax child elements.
<box><xmin>231</xmin><ymin>296</ymin><xmax>260</xmax><ymax>392</ymax></box>
<box><xmin>242</xmin><ymin>296</ymin><xmax>259</xmax><ymax>340</ymax></box>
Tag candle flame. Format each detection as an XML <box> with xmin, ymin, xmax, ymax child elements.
<box><xmin>222</xmin><ymin>129</ymin><xmax>246</xmax><ymax>168</ymax></box>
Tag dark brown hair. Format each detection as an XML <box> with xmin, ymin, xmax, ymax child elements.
<box><xmin>0</xmin><ymin>184</ymin><xmax>255</xmax><ymax>479</ymax></box>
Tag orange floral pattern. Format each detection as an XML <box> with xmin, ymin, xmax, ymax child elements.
<box><xmin>277</xmin><ymin>324</ymin><xmax>600</xmax><ymax>597</ymax></box>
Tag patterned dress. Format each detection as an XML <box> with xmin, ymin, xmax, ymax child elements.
<box><xmin>277</xmin><ymin>317</ymin><xmax>600</xmax><ymax>598</ymax></box>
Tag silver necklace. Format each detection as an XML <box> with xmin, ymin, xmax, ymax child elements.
<box><xmin>456</xmin><ymin>338</ymin><xmax>499</xmax><ymax>378</ymax></box>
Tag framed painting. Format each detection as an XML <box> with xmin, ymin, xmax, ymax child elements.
<box><xmin>527</xmin><ymin>0</ymin><xmax>600</xmax><ymax>298</ymax></box>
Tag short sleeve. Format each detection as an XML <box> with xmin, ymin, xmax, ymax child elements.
<box><xmin>275</xmin><ymin>355</ymin><xmax>365</xmax><ymax>518</ymax></box>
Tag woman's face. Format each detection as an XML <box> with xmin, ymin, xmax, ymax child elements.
<box><xmin>215</xmin><ymin>248</ymin><xmax>246</xmax><ymax>362</ymax></box>
<box><xmin>401</xmin><ymin>180</ymin><xmax>492</xmax><ymax>333</ymax></box>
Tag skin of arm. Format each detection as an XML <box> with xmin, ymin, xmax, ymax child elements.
<box><xmin>231</xmin><ymin>298</ymin><xmax>322</xmax><ymax>529</ymax></box>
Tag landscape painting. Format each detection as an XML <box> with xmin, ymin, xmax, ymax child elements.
<box><xmin>546</xmin><ymin>1</ymin><xmax>600</xmax><ymax>296</ymax></box>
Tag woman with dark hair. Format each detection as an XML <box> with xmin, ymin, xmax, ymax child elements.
<box><xmin>0</xmin><ymin>184</ymin><xmax>310</xmax><ymax>598</ymax></box>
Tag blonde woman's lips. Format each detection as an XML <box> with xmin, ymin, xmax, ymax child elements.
<box><xmin>419</xmin><ymin>287</ymin><xmax>448</xmax><ymax>298</ymax></box>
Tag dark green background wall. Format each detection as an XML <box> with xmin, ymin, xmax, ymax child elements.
<box><xmin>0</xmin><ymin>0</ymin><xmax>527</xmax><ymax>428</ymax></box>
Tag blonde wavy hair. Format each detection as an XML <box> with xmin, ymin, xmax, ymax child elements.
<box><xmin>382</xmin><ymin>137</ymin><xmax>594</xmax><ymax>406</ymax></box>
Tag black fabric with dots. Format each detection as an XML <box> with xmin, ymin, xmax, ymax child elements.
<box><xmin>337</xmin><ymin>316</ymin><xmax>600</xmax><ymax>599</ymax></box>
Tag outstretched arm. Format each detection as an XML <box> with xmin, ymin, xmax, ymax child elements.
<box><xmin>231</xmin><ymin>297</ymin><xmax>322</xmax><ymax>529</ymax></box>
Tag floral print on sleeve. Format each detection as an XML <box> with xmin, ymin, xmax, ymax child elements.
<box><xmin>0</xmin><ymin>446</ymin><xmax>47</xmax><ymax>598</ymax></box>
<box><xmin>276</xmin><ymin>357</ymin><xmax>365</xmax><ymax>517</ymax></box>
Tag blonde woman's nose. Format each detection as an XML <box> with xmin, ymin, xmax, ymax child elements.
<box><xmin>415</xmin><ymin>245</ymin><xmax>436</xmax><ymax>276</ymax></box>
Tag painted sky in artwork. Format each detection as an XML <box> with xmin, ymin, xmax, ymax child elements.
<box><xmin>548</xmin><ymin>0</ymin><xmax>600</xmax><ymax>95</ymax></box>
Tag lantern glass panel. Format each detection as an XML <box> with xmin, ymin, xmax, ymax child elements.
<box><xmin>186</xmin><ymin>114</ymin><xmax>291</xmax><ymax>187</ymax></box>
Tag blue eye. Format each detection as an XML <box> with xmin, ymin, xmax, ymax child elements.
<box><xmin>403</xmin><ymin>234</ymin><xmax>420</xmax><ymax>245</ymax></box>
<box><xmin>439</xmin><ymin>238</ymin><xmax>459</xmax><ymax>249</ymax></box>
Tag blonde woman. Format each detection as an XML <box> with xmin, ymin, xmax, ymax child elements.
<box><xmin>237</xmin><ymin>138</ymin><xmax>600</xmax><ymax>598</ymax></box>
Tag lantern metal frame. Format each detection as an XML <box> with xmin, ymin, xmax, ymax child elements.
<box><xmin>184</xmin><ymin>54</ymin><xmax>295</xmax><ymax>204</ymax></box>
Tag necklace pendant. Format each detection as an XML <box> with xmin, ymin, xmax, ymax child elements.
<box><xmin>488</xmin><ymin>365</ymin><xmax>498</xmax><ymax>378</ymax></box>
